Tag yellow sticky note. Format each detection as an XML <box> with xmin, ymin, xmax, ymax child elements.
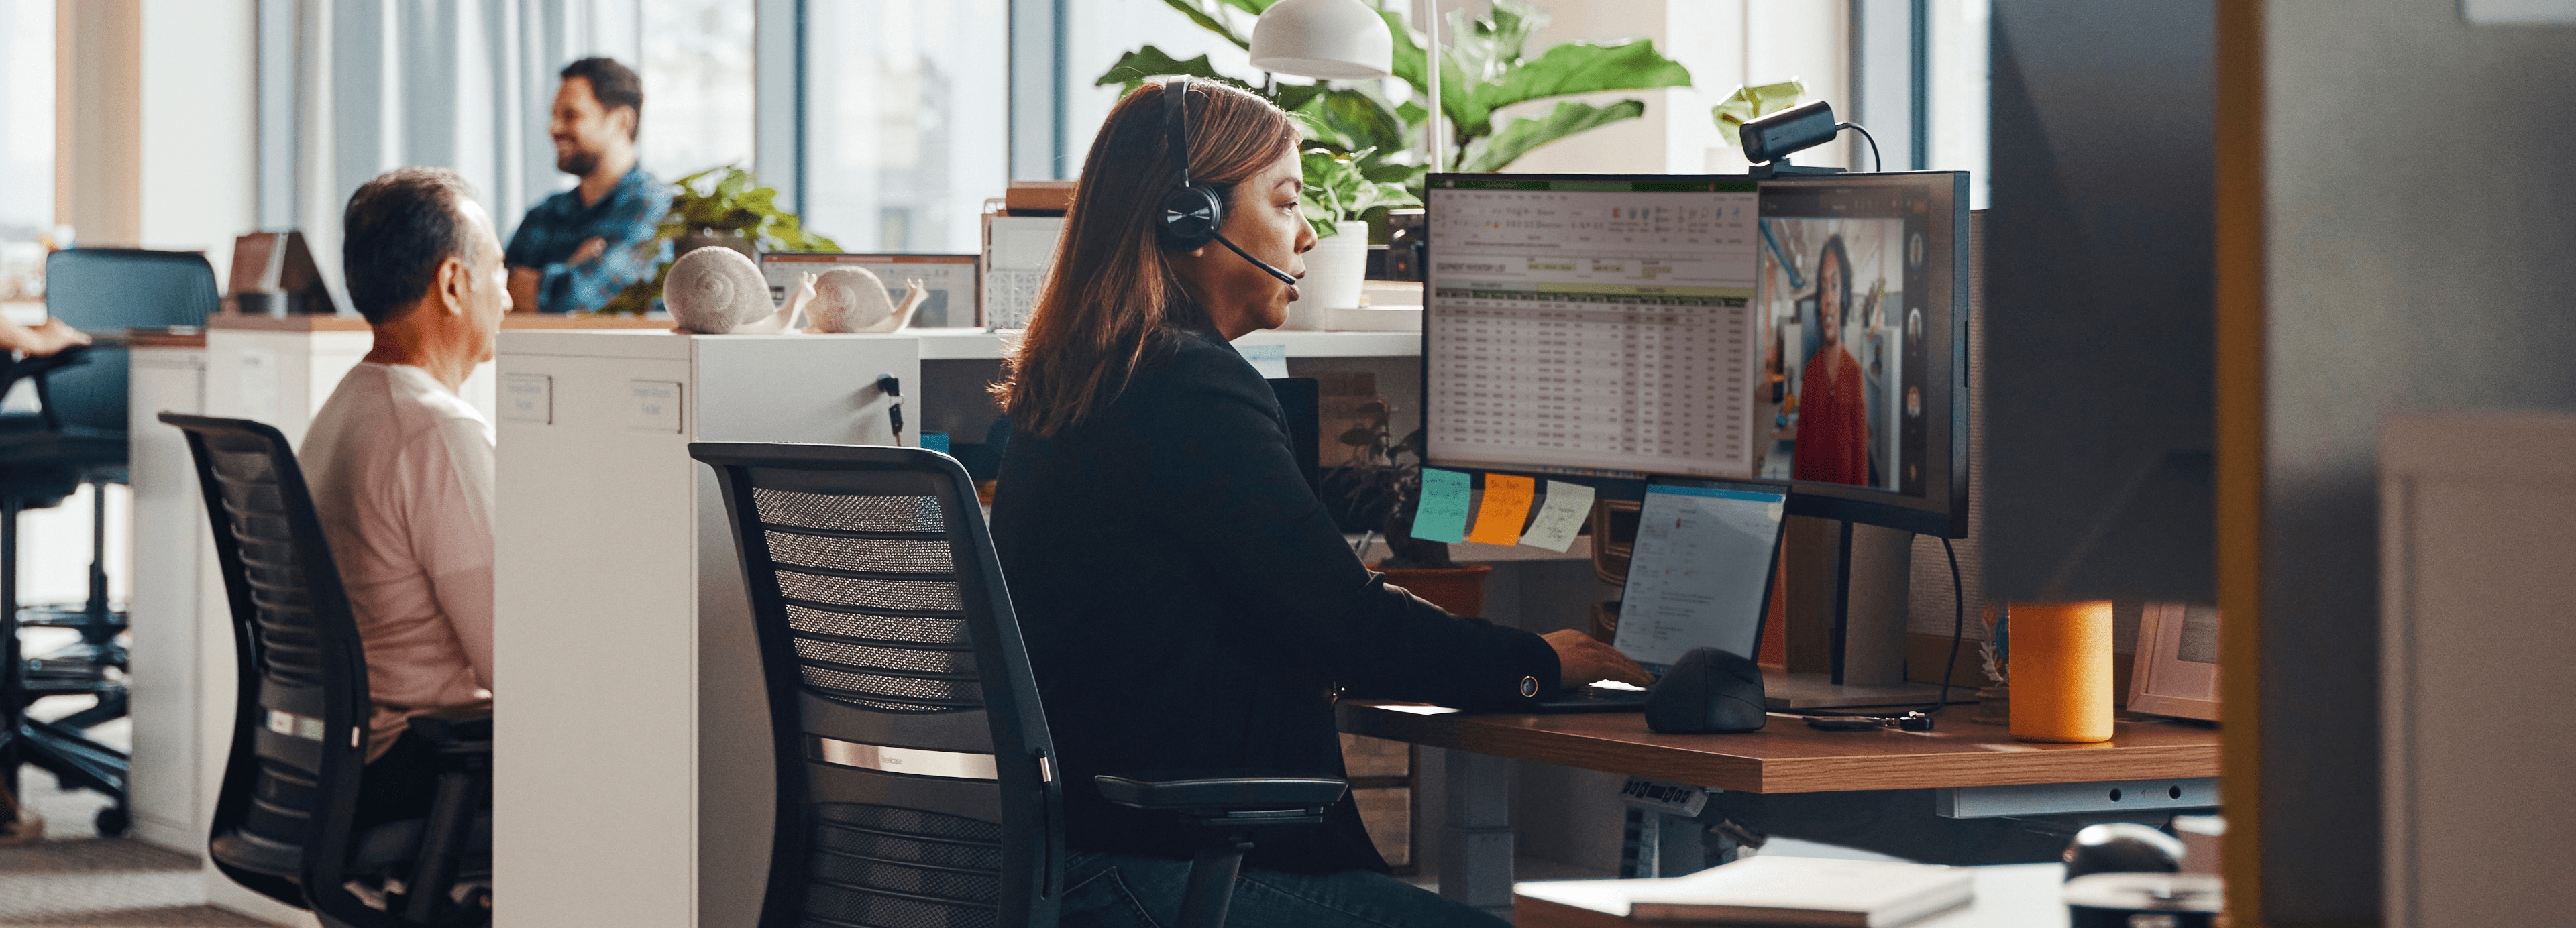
<box><xmin>1466</xmin><ymin>474</ymin><xmax>1536</xmax><ymax>546</ymax></box>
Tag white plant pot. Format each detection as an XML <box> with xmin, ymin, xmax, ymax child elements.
<box><xmin>1283</xmin><ymin>232</ymin><xmax>1370</xmax><ymax>330</ymax></box>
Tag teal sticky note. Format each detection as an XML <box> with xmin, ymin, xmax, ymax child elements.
<box><xmin>1411</xmin><ymin>469</ymin><xmax>1470</xmax><ymax>544</ymax></box>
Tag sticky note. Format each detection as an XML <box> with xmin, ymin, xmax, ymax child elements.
<box><xmin>1411</xmin><ymin>469</ymin><xmax>1470</xmax><ymax>544</ymax></box>
<box><xmin>1519</xmin><ymin>481</ymin><xmax>1597</xmax><ymax>552</ymax></box>
<box><xmin>1235</xmin><ymin>343</ymin><xmax>1290</xmax><ymax>378</ymax></box>
<box><xmin>1466</xmin><ymin>474</ymin><xmax>1536</xmax><ymax>546</ymax></box>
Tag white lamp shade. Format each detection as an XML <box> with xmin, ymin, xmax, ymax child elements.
<box><xmin>1249</xmin><ymin>0</ymin><xmax>1393</xmax><ymax>80</ymax></box>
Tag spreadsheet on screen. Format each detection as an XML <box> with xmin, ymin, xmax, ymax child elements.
<box><xmin>1424</xmin><ymin>178</ymin><xmax>1764</xmax><ymax>479</ymax></box>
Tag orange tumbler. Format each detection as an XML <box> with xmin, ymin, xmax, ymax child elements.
<box><xmin>2007</xmin><ymin>601</ymin><xmax>2115</xmax><ymax>743</ymax></box>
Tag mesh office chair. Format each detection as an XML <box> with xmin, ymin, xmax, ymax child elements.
<box><xmin>691</xmin><ymin>443</ymin><xmax>1348</xmax><ymax>928</ymax></box>
<box><xmin>162</xmin><ymin>414</ymin><xmax>490</xmax><ymax>927</ymax></box>
<box><xmin>0</xmin><ymin>249</ymin><xmax>216</xmax><ymax>835</ymax></box>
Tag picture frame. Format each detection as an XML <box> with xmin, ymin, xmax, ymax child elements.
<box><xmin>2129</xmin><ymin>603</ymin><xmax>2221</xmax><ymax>721</ymax></box>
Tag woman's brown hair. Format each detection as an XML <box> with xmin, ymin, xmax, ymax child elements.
<box><xmin>991</xmin><ymin>80</ymin><xmax>1299</xmax><ymax>438</ymax></box>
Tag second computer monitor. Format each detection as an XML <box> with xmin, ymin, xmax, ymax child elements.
<box><xmin>1754</xmin><ymin>172</ymin><xmax>1968</xmax><ymax>536</ymax></box>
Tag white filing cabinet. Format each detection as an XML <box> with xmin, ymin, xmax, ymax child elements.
<box><xmin>492</xmin><ymin>331</ymin><xmax>919</xmax><ymax>928</ymax></box>
<box><xmin>123</xmin><ymin>337</ymin><xmax>213</xmax><ymax>854</ymax></box>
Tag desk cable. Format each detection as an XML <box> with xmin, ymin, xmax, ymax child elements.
<box><xmin>1796</xmin><ymin>536</ymin><xmax>1966</xmax><ymax>732</ymax></box>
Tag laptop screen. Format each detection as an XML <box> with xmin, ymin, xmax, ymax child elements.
<box><xmin>1613</xmin><ymin>483</ymin><xmax>1790</xmax><ymax>673</ymax></box>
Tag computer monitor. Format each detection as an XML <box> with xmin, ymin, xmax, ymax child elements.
<box><xmin>1422</xmin><ymin>175</ymin><xmax>1764</xmax><ymax>478</ymax></box>
<box><xmin>759</xmin><ymin>253</ymin><xmax>980</xmax><ymax>329</ymax></box>
<box><xmin>1753</xmin><ymin>172</ymin><xmax>1968</xmax><ymax>537</ymax></box>
<box><xmin>1420</xmin><ymin>172</ymin><xmax>1968</xmax><ymax>538</ymax></box>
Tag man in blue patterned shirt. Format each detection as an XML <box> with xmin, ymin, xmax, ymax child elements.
<box><xmin>505</xmin><ymin>57</ymin><xmax>667</xmax><ymax>314</ymax></box>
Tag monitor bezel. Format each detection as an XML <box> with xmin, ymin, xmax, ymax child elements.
<box><xmin>1415</xmin><ymin>170</ymin><xmax>1970</xmax><ymax>539</ymax></box>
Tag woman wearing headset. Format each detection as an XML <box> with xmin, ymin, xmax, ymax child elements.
<box><xmin>990</xmin><ymin>80</ymin><xmax>1648</xmax><ymax>927</ymax></box>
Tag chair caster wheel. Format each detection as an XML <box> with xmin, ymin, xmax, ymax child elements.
<box><xmin>95</xmin><ymin>805</ymin><xmax>128</xmax><ymax>837</ymax></box>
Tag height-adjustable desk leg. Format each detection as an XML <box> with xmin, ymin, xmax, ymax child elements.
<box><xmin>1436</xmin><ymin>748</ymin><xmax>1515</xmax><ymax>921</ymax></box>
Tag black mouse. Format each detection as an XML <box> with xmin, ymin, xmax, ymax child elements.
<box><xmin>1645</xmin><ymin>647</ymin><xmax>1768</xmax><ymax>734</ymax></box>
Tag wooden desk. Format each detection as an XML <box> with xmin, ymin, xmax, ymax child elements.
<box><xmin>1337</xmin><ymin>702</ymin><xmax>2219</xmax><ymax>795</ymax></box>
<box><xmin>1340</xmin><ymin>701</ymin><xmax>2216</xmax><ymax>919</ymax></box>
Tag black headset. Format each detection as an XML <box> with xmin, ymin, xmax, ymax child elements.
<box><xmin>1155</xmin><ymin>77</ymin><xmax>1299</xmax><ymax>288</ymax></box>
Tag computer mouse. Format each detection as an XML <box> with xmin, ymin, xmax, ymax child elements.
<box><xmin>2062</xmin><ymin>823</ymin><xmax>2186</xmax><ymax>880</ymax></box>
<box><xmin>1644</xmin><ymin>647</ymin><xmax>1768</xmax><ymax>734</ymax></box>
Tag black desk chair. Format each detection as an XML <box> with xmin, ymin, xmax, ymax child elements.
<box><xmin>162</xmin><ymin>414</ymin><xmax>490</xmax><ymax>927</ymax></box>
<box><xmin>691</xmin><ymin>443</ymin><xmax>1346</xmax><ymax>928</ymax></box>
<box><xmin>0</xmin><ymin>249</ymin><xmax>216</xmax><ymax>834</ymax></box>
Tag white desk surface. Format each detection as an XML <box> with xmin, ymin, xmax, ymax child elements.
<box><xmin>1515</xmin><ymin>862</ymin><xmax>2069</xmax><ymax>927</ymax></box>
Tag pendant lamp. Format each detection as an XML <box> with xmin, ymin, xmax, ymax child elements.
<box><xmin>1248</xmin><ymin>0</ymin><xmax>1393</xmax><ymax>80</ymax></box>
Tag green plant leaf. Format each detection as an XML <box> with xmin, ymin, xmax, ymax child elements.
<box><xmin>1460</xmin><ymin>99</ymin><xmax>1647</xmax><ymax>173</ymax></box>
<box><xmin>1272</xmin><ymin>82</ymin><xmax>1328</xmax><ymax>112</ymax></box>
<box><xmin>1711</xmin><ymin>78</ymin><xmax>1807</xmax><ymax>146</ymax></box>
<box><xmin>1471</xmin><ymin>39</ymin><xmax>1691</xmax><ymax>113</ymax></box>
<box><xmin>1158</xmin><ymin>0</ymin><xmax>1250</xmax><ymax>50</ymax></box>
<box><xmin>1309</xmin><ymin>87</ymin><xmax>1410</xmax><ymax>156</ymax></box>
<box><xmin>1096</xmin><ymin>45</ymin><xmax>1253</xmax><ymax>96</ymax></box>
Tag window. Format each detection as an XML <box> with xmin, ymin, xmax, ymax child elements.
<box><xmin>1057</xmin><ymin>0</ymin><xmax>1260</xmax><ymax>178</ymax></box>
<box><xmin>802</xmin><ymin>0</ymin><xmax>1011</xmax><ymax>253</ymax></box>
<box><xmin>641</xmin><ymin>0</ymin><xmax>758</xmax><ymax>179</ymax></box>
<box><xmin>0</xmin><ymin>0</ymin><xmax>52</xmax><ymax>257</ymax></box>
<box><xmin>1927</xmin><ymin>0</ymin><xmax>1990</xmax><ymax>209</ymax></box>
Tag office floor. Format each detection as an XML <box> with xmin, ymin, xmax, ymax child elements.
<box><xmin>2</xmin><ymin>689</ymin><xmax>280</xmax><ymax>928</ymax></box>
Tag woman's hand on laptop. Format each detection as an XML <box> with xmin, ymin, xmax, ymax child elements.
<box><xmin>1542</xmin><ymin>629</ymin><xmax>1654</xmax><ymax>689</ymax></box>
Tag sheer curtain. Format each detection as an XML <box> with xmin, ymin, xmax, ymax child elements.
<box><xmin>287</xmin><ymin>0</ymin><xmax>641</xmax><ymax>308</ymax></box>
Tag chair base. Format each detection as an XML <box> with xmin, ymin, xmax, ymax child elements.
<box><xmin>0</xmin><ymin>719</ymin><xmax>131</xmax><ymax>834</ymax></box>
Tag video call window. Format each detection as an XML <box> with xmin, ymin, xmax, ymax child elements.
<box><xmin>1756</xmin><ymin>185</ymin><xmax>1934</xmax><ymax>498</ymax></box>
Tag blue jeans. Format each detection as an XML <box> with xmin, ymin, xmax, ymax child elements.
<box><xmin>1061</xmin><ymin>851</ymin><xmax>1507</xmax><ymax>928</ymax></box>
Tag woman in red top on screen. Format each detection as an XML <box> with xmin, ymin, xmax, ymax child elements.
<box><xmin>1792</xmin><ymin>235</ymin><xmax>1871</xmax><ymax>486</ymax></box>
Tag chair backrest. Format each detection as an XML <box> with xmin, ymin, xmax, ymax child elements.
<box><xmin>160</xmin><ymin>413</ymin><xmax>385</xmax><ymax>925</ymax></box>
<box><xmin>44</xmin><ymin>249</ymin><xmax>219</xmax><ymax>434</ymax></box>
<box><xmin>690</xmin><ymin>443</ymin><xmax>1063</xmax><ymax>928</ymax></box>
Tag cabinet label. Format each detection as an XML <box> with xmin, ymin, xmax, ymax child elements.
<box><xmin>501</xmin><ymin>374</ymin><xmax>551</xmax><ymax>424</ymax></box>
<box><xmin>627</xmin><ymin>380</ymin><xmax>682</xmax><ymax>433</ymax></box>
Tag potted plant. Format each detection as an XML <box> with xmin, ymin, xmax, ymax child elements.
<box><xmin>597</xmin><ymin>165</ymin><xmax>839</xmax><ymax>315</ymax></box>
<box><xmin>1330</xmin><ymin>397</ymin><xmax>1491</xmax><ymax>617</ymax></box>
<box><xmin>1096</xmin><ymin>0</ymin><xmax>1693</xmax><ymax>209</ymax></box>
<box><xmin>1286</xmin><ymin>146</ymin><xmax>1417</xmax><ymax>329</ymax></box>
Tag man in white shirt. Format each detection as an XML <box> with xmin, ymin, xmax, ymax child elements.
<box><xmin>301</xmin><ymin>167</ymin><xmax>508</xmax><ymax>830</ymax></box>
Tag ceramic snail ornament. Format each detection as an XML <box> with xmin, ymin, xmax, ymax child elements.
<box><xmin>786</xmin><ymin>266</ymin><xmax>930</xmax><ymax>334</ymax></box>
<box><xmin>664</xmin><ymin>247</ymin><xmax>798</xmax><ymax>334</ymax></box>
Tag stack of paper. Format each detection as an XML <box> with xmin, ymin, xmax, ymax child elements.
<box><xmin>1617</xmin><ymin>856</ymin><xmax>1975</xmax><ymax>927</ymax></box>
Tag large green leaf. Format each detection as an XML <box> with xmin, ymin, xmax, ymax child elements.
<box><xmin>1471</xmin><ymin>40</ymin><xmax>1691</xmax><ymax>113</ymax></box>
<box><xmin>1096</xmin><ymin>45</ymin><xmax>1252</xmax><ymax>95</ymax></box>
<box><xmin>1458</xmin><ymin>99</ymin><xmax>1648</xmax><ymax>173</ymax></box>
<box><xmin>1157</xmin><ymin>0</ymin><xmax>1249</xmax><ymax>50</ymax></box>
<box><xmin>1377</xmin><ymin>9</ymin><xmax>1472</xmax><ymax>130</ymax></box>
<box><xmin>1305</xmin><ymin>87</ymin><xmax>1409</xmax><ymax>156</ymax></box>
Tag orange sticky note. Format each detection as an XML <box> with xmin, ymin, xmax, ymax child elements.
<box><xmin>1465</xmin><ymin>474</ymin><xmax>1536</xmax><ymax>546</ymax></box>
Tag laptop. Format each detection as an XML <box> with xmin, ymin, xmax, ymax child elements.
<box><xmin>1530</xmin><ymin>481</ymin><xmax>1790</xmax><ymax>713</ymax></box>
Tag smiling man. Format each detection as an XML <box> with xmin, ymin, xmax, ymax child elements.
<box><xmin>504</xmin><ymin>57</ymin><xmax>667</xmax><ymax>314</ymax></box>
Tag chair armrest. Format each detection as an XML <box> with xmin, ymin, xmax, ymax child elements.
<box><xmin>404</xmin><ymin>711</ymin><xmax>492</xmax><ymax>755</ymax></box>
<box><xmin>1093</xmin><ymin>776</ymin><xmax>1348</xmax><ymax>817</ymax></box>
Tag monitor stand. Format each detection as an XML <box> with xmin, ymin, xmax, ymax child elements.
<box><xmin>1775</xmin><ymin>516</ymin><xmax>1965</xmax><ymax>710</ymax></box>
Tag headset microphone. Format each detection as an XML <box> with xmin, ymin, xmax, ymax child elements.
<box><xmin>1155</xmin><ymin>78</ymin><xmax>1300</xmax><ymax>290</ymax></box>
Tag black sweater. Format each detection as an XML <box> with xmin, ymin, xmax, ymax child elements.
<box><xmin>990</xmin><ymin>323</ymin><xmax>1562</xmax><ymax>874</ymax></box>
